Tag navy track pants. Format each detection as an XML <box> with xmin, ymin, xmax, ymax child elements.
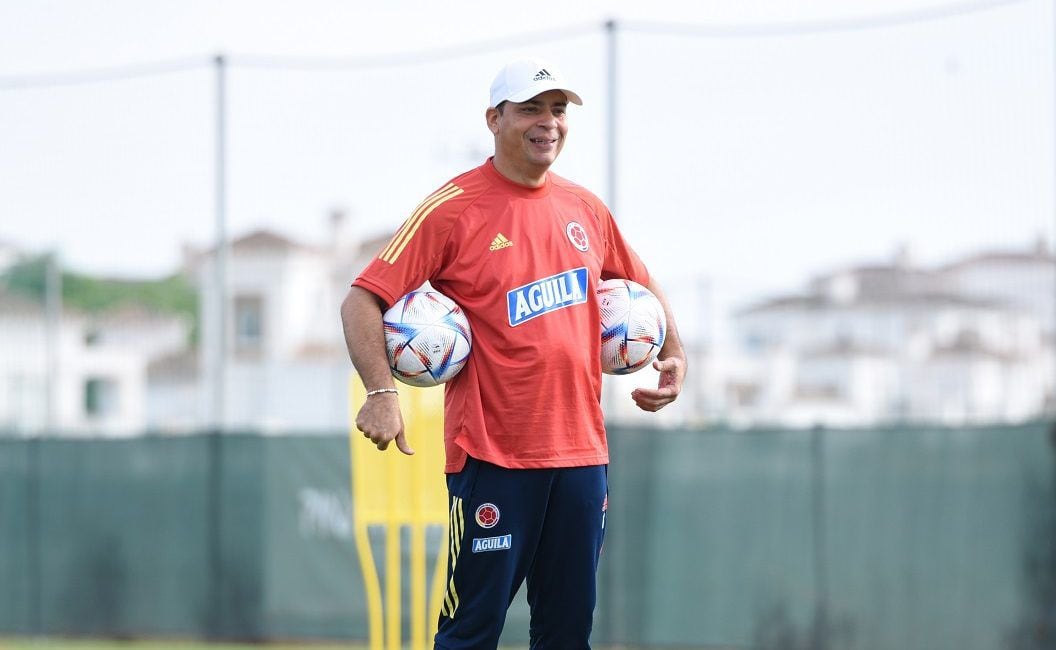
<box><xmin>434</xmin><ymin>456</ymin><xmax>608</xmax><ymax>650</ymax></box>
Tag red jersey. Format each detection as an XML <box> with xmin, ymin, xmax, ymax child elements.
<box><xmin>353</xmin><ymin>159</ymin><xmax>650</xmax><ymax>472</ymax></box>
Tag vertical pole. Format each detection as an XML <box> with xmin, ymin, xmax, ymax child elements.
<box><xmin>601</xmin><ymin>23</ymin><xmax>620</xmax><ymax>633</ymax></box>
<box><xmin>43</xmin><ymin>251</ymin><xmax>61</xmax><ymax>433</ymax></box>
<box><xmin>385</xmin><ymin>470</ymin><xmax>400</xmax><ymax>650</ymax></box>
<box><xmin>605</xmin><ymin>19</ymin><xmax>619</xmax><ymax>215</ymax></box>
<box><xmin>27</xmin><ymin>436</ymin><xmax>41</xmax><ymax>637</ymax></box>
<box><xmin>697</xmin><ymin>277</ymin><xmax>712</xmax><ymax>423</ymax></box>
<box><xmin>208</xmin><ymin>53</ymin><xmax>228</xmax><ymax>641</ymax></box>
<box><xmin>213</xmin><ymin>54</ymin><xmax>228</xmax><ymax>432</ymax></box>
<box><xmin>811</xmin><ymin>425</ymin><xmax>830</xmax><ymax>647</ymax></box>
<box><xmin>207</xmin><ymin>430</ymin><xmax>223</xmax><ymax>639</ymax></box>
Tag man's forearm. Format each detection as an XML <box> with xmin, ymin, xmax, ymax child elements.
<box><xmin>341</xmin><ymin>286</ymin><xmax>396</xmax><ymax>391</ymax></box>
<box><xmin>647</xmin><ymin>279</ymin><xmax>686</xmax><ymax>367</ymax></box>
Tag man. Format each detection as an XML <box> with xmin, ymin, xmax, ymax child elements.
<box><xmin>341</xmin><ymin>57</ymin><xmax>686</xmax><ymax>649</ymax></box>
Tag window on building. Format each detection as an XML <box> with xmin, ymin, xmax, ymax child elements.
<box><xmin>84</xmin><ymin>377</ymin><xmax>119</xmax><ymax>418</ymax></box>
<box><xmin>234</xmin><ymin>294</ymin><xmax>264</xmax><ymax>354</ymax></box>
<box><xmin>84</xmin><ymin>329</ymin><xmax>101</xmax><ymax>347</ymax></box>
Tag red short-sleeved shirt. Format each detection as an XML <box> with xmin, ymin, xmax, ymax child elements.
<box><xmin>354</xmin><ymin>159</ymin><xmax>650</xmax><ymax>472</ymax></box>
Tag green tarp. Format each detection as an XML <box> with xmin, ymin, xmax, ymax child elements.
<box><xmin>1</xmin><ymin>423</ymin><xmax>1053</xmax><ymax>649</ymax></box>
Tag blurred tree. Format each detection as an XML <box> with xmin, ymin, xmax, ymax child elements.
<box><xmin>0</xmin><ymin>254</ymin><xmax>198</xmax><ymax>343</ymax></box>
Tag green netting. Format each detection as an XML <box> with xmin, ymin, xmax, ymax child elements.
<box><xmin>1</xmin><ymin>423</ymin><xmax>1053</xmax><ymax>649</ymax></box>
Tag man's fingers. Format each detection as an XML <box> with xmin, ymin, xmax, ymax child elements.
<box><xmin>361</xmin><ymin>429</ymin><xmax>414</xmax><ymax>455</ymax></box>
<box><xmin>633</xmin><ymin>386</ymin><xmax>675</xmax><ymax>401</ymax></box>
<box><xmin>632</xmin><ymin>387</ymin><xmax>676</xmax><ymax>412</ymax></box>
<box><xmin>653</xmin><ymin>357</ymin><xmax>678</xmax><ymax>372</ymax></box>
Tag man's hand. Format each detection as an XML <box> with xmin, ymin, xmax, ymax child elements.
<box><xmin>631</xmin><ymin>356</ymin><xmax>686</xmax><ymax>412</ymax></box>
<box><xmin>355</xmin><ymin>393</ymin><xmax>415</xmax><ymax>455</ymax></box>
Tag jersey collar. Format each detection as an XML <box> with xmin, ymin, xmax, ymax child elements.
<box><xmin>482</xmin><ymin>157</ymin><xmax>552</xmax><ymax>198</ymax></box>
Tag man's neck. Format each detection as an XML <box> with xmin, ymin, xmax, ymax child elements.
<box><xmin>491</xmin><ymin>156</ymin><xmax>548</xmax><ymax>188</ymax></box>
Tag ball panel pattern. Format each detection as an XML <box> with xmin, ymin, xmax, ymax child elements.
<box><xmin>597</xmin><ymin>279</ymin><xmax>666</xmax><ymax>375</ymax></box>
<box><xmin>382</xmin><ymin>290</ymin><xmax>472</xmax><ymax>387</ymax></box>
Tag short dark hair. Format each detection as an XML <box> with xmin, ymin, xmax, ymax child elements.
<box><xmin>494</xmin><ymin>101</ymin><xmax>507</xmax><ymax>114</ymax></box>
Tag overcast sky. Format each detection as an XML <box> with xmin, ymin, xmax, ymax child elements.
<box><xmin>0</xmin><ymin>0</ymin><xmax>1051</xmax><ymax>341</ymax></box>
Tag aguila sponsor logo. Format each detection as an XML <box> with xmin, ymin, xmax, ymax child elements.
<box><xmin>506</xmin><ymin>267</ymin><xmax>588</xmax><ymax>326</ymax></box>
<box><xmin>472</xmin><ymin>534</ymin><xmax>512</xmax><ymax>553</ymax></box>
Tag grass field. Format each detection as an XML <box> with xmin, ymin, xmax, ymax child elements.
<box><xmin>0</xmin><ymin>642</ymin><xmax>536</xmax><ymax>650</ymax></box>
<box><xmin>0</xmin><ymin>642</ymin><xmax>368</xmax><ymax>650</ymax></box>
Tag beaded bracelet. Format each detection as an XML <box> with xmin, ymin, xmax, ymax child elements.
<box><xmin>365</xmin><ymin>388</ymin><xmax>399</xmax><ymax>398</ymax></box>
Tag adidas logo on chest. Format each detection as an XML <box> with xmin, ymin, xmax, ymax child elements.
<box><xmin>489</xmin><ymin>233</ymin><xmax>514</xmax><ymax>251</ymax></box>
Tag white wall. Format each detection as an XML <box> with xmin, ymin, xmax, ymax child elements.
<box><xmin>0</xmin><ymin>306</ymin><xmax>176</xmax><ymax>435</ymax></box>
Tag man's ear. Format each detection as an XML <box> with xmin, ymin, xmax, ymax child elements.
<box><xmin>485</xmin><ymin>107</ymin><xmax>500</xmax><ymax>135</ymax></box>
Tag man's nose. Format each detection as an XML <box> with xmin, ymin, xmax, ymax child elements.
<box><xmin>537</xmin><ymin>111</ymin><xmax>558</xmax><ymax>127</ymax></box>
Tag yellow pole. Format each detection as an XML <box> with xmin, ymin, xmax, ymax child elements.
<box><xmin>350</xmin><ymin>381</ymin><xmax>385</xmax><ymax>650</ymax></box>
<box><xmin>384</xmin><ymin>500</ymin><xmax>400</xmax><ymax>650</ymax></box>
<box><xmin>411</xmin><ymin>523</ymin><xmax>426</xmax><ymax>649</ymax></box>
<box><xmin>350</xmin><ymin>374</ymin><xmax>449</xmax><ymax>650</ymax></box>
<box><xmin>428</xmin><ymin>528</ymin><xmax>447</xmax><ymax>643</ymax></box>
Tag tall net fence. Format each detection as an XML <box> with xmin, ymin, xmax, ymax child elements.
<box><xmin>0</xmin><ymin>7</ymin><xmax>1054</xmax><ymax>648</ymax></box>
<box><xmin>1</xmin><ymin>424</ymin><xmax>1054</xmax><ymax>649</ymax></box>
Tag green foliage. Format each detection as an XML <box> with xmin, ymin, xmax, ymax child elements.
<box><xmin>1</xmin><ymin>254</ymin><xmax>198</xmax><ymax>342</ymax></box>
<box><xmin>0</xmin><ymin>254</ymin><xmax>49</xmax><ymax>298</ymax></box>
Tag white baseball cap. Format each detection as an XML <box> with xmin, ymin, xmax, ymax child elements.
<box><xmin>488</xmin><ymin>57</ymin><xmax>583</xmax><ymax>108</ymax></box>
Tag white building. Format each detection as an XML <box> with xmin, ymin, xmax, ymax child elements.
<box><xmin>147</xmin><ymin>233</ymin><xmax>1056</xmax><ymax>432</ymax></box>
<box><xmin>728</xmin><ymin>243</ymin><xmax>1055</xmax><ymax>428</ymax></box>
<box><xmin>0</xmin><ymin>238</ymin><xmax>22</xmax><ymax>273</ymax></box>
<box><xmin>183</xmin><ymin>212</ymin><xmax>386</xmax><ymax>433</ymax></box>
<box><xmin>0</xmin><ymin>287</ymin><xmax>192</xmax><ymax>436</ymax></box>
<box><xmin>9</xmin><ymin>223</ymin><xmax>1049</xmax><ymax>435</ymax></box>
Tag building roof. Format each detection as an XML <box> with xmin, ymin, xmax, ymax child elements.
<box><xmin>928</xmin><ymin>339</ymin><xmax>1019</xmax><ymax>362</ymax></box>
<box><xmin>737</xmin><ymin>291</ymin><xmax>998</xmax><ymax>316</ymax></box>
<box><xmin>183</xmin><ymin>229</ymin><xmax>326</xmax><ymax>269</ymax></box>
<box><xmin>231</xmin><ymin>229</ymin><xmax>308</xmax><ymax>252</ymax></box>
<box><xmin>800</xmin><ymin>339</ymin><xmax>892</xmax><ymax>358</ymax></box>
<box><xmin>939</xmin><ymin>248</ymin><xmax>1056</xmax><ymax>272</ymax></box>
<box><xmin>147</xmin><ymin>349</ymin><xmax>199</xmax><ymax>382</ymax></box>
<box><xmin>89</xmin><ymin>304</ymin><xmax>190</xmax><ymax>326</ymax></box>
<box><xmin>0</xmin><ymin>286</ymin><xmax>43</xmax><ymax>315</ymax></box>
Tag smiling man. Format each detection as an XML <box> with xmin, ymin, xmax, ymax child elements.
<box><xmin>341</xmin><ymin>57</ymin><xmax>686</xmax><ymax>649</ymax></box>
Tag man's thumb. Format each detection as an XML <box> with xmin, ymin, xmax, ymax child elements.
<box><xmin>395</xmin><ymin>431</ymin><xmax>416</xmax><ymax>456</ymax></box>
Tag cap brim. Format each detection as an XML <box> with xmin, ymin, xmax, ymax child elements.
<box><xmin>504</xmin><ymin>85</ymin><xmax>583</xmax><ymax>106</ymax></box>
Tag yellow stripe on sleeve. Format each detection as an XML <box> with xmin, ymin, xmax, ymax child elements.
<box><xmin>378</xmin><ymin>183</ymin><xmax>453</xmax><ymax>262</ymax></box>
<box><xmin>379</xmin><ymin>184</ymin><xmax>464</xmax><ymax>264</ymax></box>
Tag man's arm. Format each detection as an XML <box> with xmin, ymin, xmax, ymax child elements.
<box><xmin>630</xmin><ymin>279</ymin><xmax>687</xmax><ymax>412</ymax></box>
<box><xmin>340</xmin><ymin>285</ymin><xmax>413</xmax><ymax>454</ymax></box>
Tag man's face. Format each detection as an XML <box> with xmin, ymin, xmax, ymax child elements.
<box><xmin>487</xmin><ymin>89</ymin><xmax>569</xmax><ymax>179</ymax></box>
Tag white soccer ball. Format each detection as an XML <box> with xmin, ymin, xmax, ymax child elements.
<box><xmin>383</xmin><ymin>290</ymin><xmax>472</xmax><ymax>387</ymax></box>
<box><xmin>597</xmin><ymin>279</ymin><xmax>666</xmax><ymax>375</ymax></box>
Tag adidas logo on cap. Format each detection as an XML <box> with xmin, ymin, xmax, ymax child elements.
<box><xmin>489</xmin><ymin>58</ymin><xmax>583</xmax><ymax>108</ymax></box>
